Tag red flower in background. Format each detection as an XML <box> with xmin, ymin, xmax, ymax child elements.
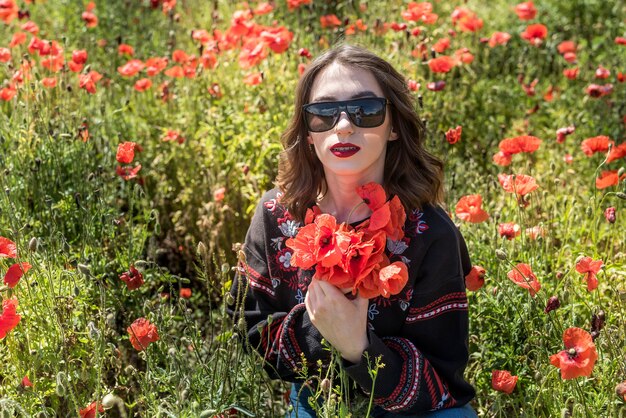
<box><xmin>525</xmin><ymin>225</ymin><xmax>546</xmax><ymax>240</ymax></box>
<box><xmin>498</xmin><ymin>222</ymin><xmax>521</xmax><ymax>240</ymax></box>
<box><xmin>0</xmin><ymin>237</ymin><xmax>17</xmax><ymax>258</ymax></box>
<box><xmin>243</xmin><ymin>72</ymin><xmax>263</xmax><ymax>86</ymax></box>
<box><xmin>455</xmin><ymin>194</ymin><xmax>489</xmax><ymax>223</ymax></box>
<box><xmin>563</xmin><ymin>67</ymin><xmax>579</xmax><ymax>80</ymax></box>
<box><xmin>81</xmin><ymin>11</ymin><xmax>98</xmax><ymax>28</ymax></box>
<box><xmin>162</xmin><ymin>130</ymin><xmax>185</xmax><ymax>144</ymax></box>
<box><xmin>556</xmin><ymin>126</ymin><xmax>575</xmax><ymax>143</ymax></box>
<box><xmin>0</xmin><ymin>0</ymin><xmax>19</xmax><ymax>24</ymax></box>
<box><xmin>402</xmin><ymin>2</ymin><xmax>438</xmax><ymax>24</ymax></box>
<box><xmin>492</xmin><ymin>370</ymin><xmax>518</xmax><ymax>393</ymax></box>
<box><xmin>445</xmin><ymin>126</ymin><xmax>462</xmax><ymax>144</ymax></box>
<box><xmin>432</xmin><ymin>38</ymin><xmax>450</xmax><ymax>53</ymax></box>
<box><xmin>3</xmin><ymin>262</ymin><xmax>32</xmax><ymax>288</ymax></box>
<box><xmin>521</xmin><ymin>23</ymin><xmax>548</xmax><ymax>46</ymax></box>
<box><xmin>0</xmin><ymin>298</ymin><xmax>21</xmax><ymax>339</ymax></box>
<box><xmin>179</xmin><ymin>288</ymin><xmax>192</xmax><ymax>298</ymax></box>
<box><xmin>595</xmin><ymin>65</ymin><xmax>610</xmax><ymax>79</ymax></box>
<box><xmin>575</xmin><ymin>256</ymin><xmax>603</xmax><ymax>291</ymax></box>
<box><xmin>127</xmin><ymin>317</ymin><xmax>159</xmax><ymax>351</ymax></box>
<box><xmin>320</xmin><ymin>14</ymin><xmax>342</xmax><ymax>28</ymax></box>
<box><xmin>492</xmin><ymin>151</ymin><xmax>512</xmax><ymax>166</ymax></box>
<box><xmin>78</xmin><ymin>71</ymin><xmax>102</xmax><ymax>94</ymax></box>
<box><xmin>254</xmin><ymin>2</ymin><xmax>273</xmax><ymax>15</ymax></box>
<box><xmin>465</xmin><ymin>265</ymin><xmax>486</xmax><ymax>291</ymax></box>
<box><xmin>238</xmin><ymin>39</ymin><xmax>268</xmax><ymax>69</ymax></box>
<box><xmin>21</xmin><ymin>376</ymin><xmax>33</xmax><ymax>388</ymax></box>
<box><xmin>118</xmin><ymin>43</ymin><xmax>134</xmax><ymax>56</ymax></box>
<box><xmin>145</xmin><ymin>57</ymin><xmax>168</xmax><ymax>76</ymax></box>
<box><xmin>428</xmin><ymin>56</ymin><xmax>456</xmax><ymax>73</ymax></box>
<box><xmin>79</xmin><ymin>401</ymin><xmax>104</xmax><ymax>418</ymax></box>
<box><xmin>426</xmin><ymin>80</ymin><xmax>446</xmax><ymax>91</ymax></box>
<box><xmin>116</xmin><ymin>165</ymin><xmax>142</xmax><ymax>181</ymax></box>
<box><xmin>488</xmin><ymin>31</ymin><xmax>511</xmax><ymax>47</ymax></box>
<box><xmin>116</xmin><ymin>141</ymin><xmax>139</xmax><ymax>164</ymax></box>
<box><xmin>9</xmin><ymin>32</ymin><xmax>26</xmax><ymax>48</ymax></box>
<box><xmin>42</xmin><ymin>77</ymin><xmax>57</xmax><ymax>88</ymax></box>
<box><xmin>499</xmin><ymin>135</ymin><xmax>542</xmax><ymax>154</ymax></box>
<box><xmin>586</xmin><ymin>83</ymin><xmax>613</xmax><ymax>98</ymax></box>
<box><xmin>507</xmin><ymin>263</ymin><xmax>541</xmax><ymax>297</ymax></box>
<box><xmin>557</xmin><ymin>40</ymin><xmax>576</xmax><ymax>54</ymax></box>
<box><xmin>287</xmin><ymin>0</ymin><xmax>311</xmax><ymax>11</ymax></box>
<box><xmin>596</xmin><ymin>170</ymin><xmax>624</xmax><ymax>189</ymax></box>
<box><xmin>581</xmin><ymin>135</ymin><xmax>612</xmax><ymax>156</ymax></box>
<box><xmin>550</xmin><ymin>327</ymin><xmax>598</xmax><ymax>379</ymax></box>
<box><xmin>606</xmin><ymin>143</ymin><xmax>626</xmax><ymax>163</ymax></box>
<box><xmin>119</xmin><ymin>265</ymin><xmax>144</xmax><ymax>290</ymax></box>
<box><xmin>134</xmin><ymin>78</ymin><xmax>152</xmax><ymax>92</ymax></box>
<box><xmin>498</xmin><ymin>173</ymin><xmax>538</xmax><ymax>196</ymax></box>
<box><xmin>514</xmin><ymin>1</ymin><xmax>537</xmax><ymax>20</ymax></box>
<box><xmin>0</xmin><ymin>47</ymin><xmax>10</xmax><ymax>62</ymax></box>
<box><xmin>118</xmin><ymin>59</ymin><xmax>145</xmax><ymax>77</ymax></box>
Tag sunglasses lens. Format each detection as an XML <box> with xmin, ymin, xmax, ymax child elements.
<box><xmin>347</xmin><ymin>99</ymin><xmax>386</xmax><ymax>128</ymax></box>
<box><xmin>303</xmin><ymin>98</ymin><xmax>387</xmax><ymax>132</ymax></box>
<box><xmin>304</xmin><ymin>103</ymin><xmax>338</xmax><ymax>132</ymax></box>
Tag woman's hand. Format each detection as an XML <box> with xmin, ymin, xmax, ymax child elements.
<box><xmin>305</xmin><ymin>279</ymin><xmax>369</xmax><ymax>363</ymax></box>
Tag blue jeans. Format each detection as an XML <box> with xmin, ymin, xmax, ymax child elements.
<box><xmin>286</xmin><ymin>383</ymin><xmax>477</xmax><ymax>418</ymax></box>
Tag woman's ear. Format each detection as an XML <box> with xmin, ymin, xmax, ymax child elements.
<box><xmin>389</xmin><ymin>128</ymin><xmax>399</xmax><ymax>141</ymax></box>
<box><xmin>307</xmin><ymin>134</ymin><xmax>313</xmax><ymax>144</ymax></box>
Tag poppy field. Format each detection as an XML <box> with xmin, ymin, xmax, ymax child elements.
<box><xmin>1</xmin><ymin>0</ymin><xmax>625</xmax><ymax>416</ymax></box>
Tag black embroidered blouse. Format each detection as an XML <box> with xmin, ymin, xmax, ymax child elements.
<box><xmin>228</xmin><ymin>188</ymin><xmax>476</xmax><ymax>413</ymax></box>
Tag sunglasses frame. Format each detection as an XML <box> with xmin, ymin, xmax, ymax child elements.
<box><xmin>302</xmin><ymin>97</ymin><xmax>389</xmax><ymax>133</ymax></box>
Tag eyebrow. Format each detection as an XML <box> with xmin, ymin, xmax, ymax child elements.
<box><xmin>310</xmin><ymin>90</ymin><xmax>379</xmax><ymax>102</ymax></box>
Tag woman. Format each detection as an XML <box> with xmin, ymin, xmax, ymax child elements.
<box><xmin>228</xmin><ymin>44</ymin><xmax>477</xmax><ymax>417</ymax></box>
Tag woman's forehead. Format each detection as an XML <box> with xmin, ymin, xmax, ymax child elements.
<box><xmin>309</xmin><ymin>63</ymin><xmax>383</xmax><ymax>101</ymax></box>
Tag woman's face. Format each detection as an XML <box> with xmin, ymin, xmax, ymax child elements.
<box><xmin>306</xmin><ymin>63</ymin><xmax>397</xmax><ymax>184</ymax></box>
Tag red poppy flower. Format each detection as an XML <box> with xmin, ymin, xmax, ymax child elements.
<box><xmin>213</xmin><ymin>187</ymin><xmax>226</xmax><ymax>202</ymax></box>
<box><xmin>491</xmin><ymin>370</ymin><xmax>518</xmax><ymax>394</ymax></box>
<box><xmin>285</xmin><ymin>223</ymin><xmax>318</xmax><ymax>269</ymax></box>
<box><xmin>81</xmin><ymin>11</ymin><xmax>98</xmax><ymax>28</ymax></box>
<box><xmin>377</xmin><ymin>261</ymin><xmax>409</xmax><ymax>298</ymax></box>
<box><xmin>0</xmin><ymin>84</ymin><xmax>17</xmax><ymax>101</ymax></box>
<box><xmin>3</xmin><ymin>262</ymin><xmax>32</xmax><ymax>288</ymax></box>
<box><xmin>499</xmin><ymin>135</ymin><xmax>542</xmax><ymax>154</ymax></box>
<box><xmin>428</xmin><ymin>56</ymin><xmax>456</xmax><ymax>73</ymax></box>
<box><xmin>179</xmin><ymin>288</ymin><xmax>192</xmax><ymax>298</ymax></box>
<box><xmin>9</xmin><ymin>32</ymin><xmax>26</xmax><ymax>48</ymax></box>
<box><xmin>557</xmin><ymin>40</ymin><xmax>576</xmax><ymax>54</ymax></box>
<box><xmin>454</xmin><ymin>48</ymin><xmax>474</xmax><ymax>64</ymax></box>
<box><xmin>525</xmin><ymin>225</ymin><xmax>545</xmax><ymax>240</ymax></box>
<box><xmin>162</xmin><ymin>130</ymin><xmax>185</xmax><ymax>144</ymax></box>
<box><xmin>514</xmin><ymin>1</ymin><xmax>537</xmax><ymax>20</ymax></box>
<box><xmin>550</xmin><ymin>327</ymin><xmax>598</xmax><ymax>379</ymax></box>
<box><xmin>41</xmin><ymin>77</ymin><xmax>57</xmax><ymax>88</ymax></box>
<box><xmin>521</xmin><ymin>23</ymin><xmax>548</xmax><ymax>46</ymax></box>
<box><xmin>616</xmin><ymin>37</ymin><xmax>626</xmax><ymax>45</ymax></box>
<box><xmin>586</xmin><ymin>83</ymin><xmax>613</xmax><ymax>98</ymax></box>
<box><xmin>254</xmin><ymin>2</ymin><xmax>273</xmax><ymax>15</ymax></box>
<box><xmin>432</xmin><ymin>38</ymin><xmax>450</xmax><ymax>53</ymax></box>
<box><xmin>596</xmin><ymin>170</ymin><xmax>624</xmax><ymax>189</ymax></box>
<box><xmin>0</xmin><ymin>47</ymin><xmax>10</xmax><ymax>62</ymax></box>
<box><xmin>0</xmin><ymin>0</ymin><xmax>18</xmax><ymax>24</ymax></box>
<box><xmin>356</xmin><ymin>182</ymin><xmax>386</xmax><ymax>211</ymax></box>
<box><xmin>563</xmin><ymin>67</ymin><xmax>579</xmax><ymax>80</ymax></box>
<box><xmin>457</xmin><ymin>15</ymin><xmax>483</xmax><ymax>33</ymax></box>
<box><xmin>134</xmin><ymin>78</ymin><xmax>152</xmax><ymax>92</ymax></box>
<box><xmin>118</xmin><ymin>43</ymin><xmax>134</xmax><ymax>56</ymax></box>
<box><xmin>116</xmin><ymin>164</ymin><xmax>142</xmax><ymax>181</ymax></box>
<box><xmin>575</xmin><ymin>256</ymin><xmax>603</xmax><ymax>291</ymax></box>
<box><xmin>445</xmin><ymin>126</ymin><xmax>462</xmax><ymax>144</ymax></box>
<box><xmin>492</xmin><ymin>151</ymin><xmax>512</xmax><ymax>166</ymax></box>
<box><xmin>498</xmin><ymin>222</ymin><xmax>521</xmax><ymax>240</ymax></box>
<box><xmin>243</xmin><ymin>72</ymin><xmax>263</xmax><ymax>86</ymax></box>
<box><xmin>498</xmin><ymin>173</ymin><xmax>538</xmax><ymax>196</ymax></box>
<box><xmin>604</xmin><ymin>207</ymin><xmax>616</xmax><ymax>224</ymax></box>
<box><xmin>116</xmin><ymin>142</ymin><xmax>139</xmax><ymax>164</ymax></box>
<box><xmin>319</xmin><ymin>14</ymin><xmax>342</xmax><ymax>29</ymax></box>
<box><xmin>556</xmin><ymin>126</ymin><xmax>575</xmax><ymax>143</ymax></box>
<box><xmin>426</xmin><ymin>80</ymin><xmax>446</xmax><ymax>91</ymax></box>
<box><xmin>78</xmin><ymin>71</ymin><xmax>102</xmax><ymax>94</ymax></box>
<box><xmin>145</xmin><ymin>57</ymin><xmax>168</xmax><ymax>76</ymax></box>
<box><xmin>238</xmin><ymin>39</ymin><xmax>268</xmax><ymax>69</ymax></box>
<box><xmin>0</xmin><ymin>298</ymin><xmax>21</xmax><ymax>339</ymax></box>
<box><xmin>21</xmin><ymin>376</ymin><xmax>33</xmax><ymax>388</ymax></box>
<box><xmin>595</xmin><ymin>65</ymin><xmax>610</xmax><ymax>79</ymax></box>
<box><xmin>402</xmin><ymin>2</ymin><xmax>438</xmax><ymax>24</ymax></box>
<box><xmin>507</xmin><ymin>263</ymin><xmax>541</xmax><ymax>297</ymax></box>
<box><xmin>606</xmin><ymin>143</ymin><xmax>626</xmax><ymax>163</ymax></box>
<box><xmin>118</xmin><ymin>59</ymin><xmax>145</xmax><ymax>77</ymax></box>
<box><xmin>465</xmin><ymin>265</ymin><xmax>486</xmax><ymax>291</ymax></box>
<box><xmin>455</xmin><ymin>195</ymin><xmax>489</xmax><ymax>223</ymax></box>
<box><xmin>0</xmin><ymin>237</ymin><xmax>17</xmax><ymax>258</ymax></box>
<box><xmin>79</xmin><ymin>401</ymin><xmax>104</xmax><ymax>418</ymax></box>
<box><xmin>127</xmin><ymin>317</ymin><xmax>159</xmax><ymax>351</ymax></box>
<box><xmin>488</xmin><ymin>31</ymin><xmax>511</xmax><ymax>47</ymax></box>
<box><xmin>119</xmin><ymin>265</ymin><xmax>144</xmax><ymax>290</ymax></box>
<box><xmin>581</xmin><ymin>135</ymin><xmax>612</xmax><ymax>156</ymax></box>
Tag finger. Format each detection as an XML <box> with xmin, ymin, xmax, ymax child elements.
<box><xmin>316</xmin><ymin>279</ymin><xmax>341</xmax><ymax>298</ymax></box>
<box><xmin>311</xmin><ymin>278</ymin><xmax>327</xmax><ymax>297</ymax></box>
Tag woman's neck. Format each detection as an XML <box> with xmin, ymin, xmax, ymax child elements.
<box><xmin>317</xmin><ymin>174</ymin><xmax>382</xmax><ymax>224</ymax></box>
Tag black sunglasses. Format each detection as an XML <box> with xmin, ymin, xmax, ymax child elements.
<box><xmin>302</xmin><ymin>97</ymin><xmax>388</xmax><ymax>133</ymax></box>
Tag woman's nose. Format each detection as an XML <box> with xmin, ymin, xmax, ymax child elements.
<box><xmin>335</xmin><ymin>111</ymin><xmax>354</xmax><ymax>135</ymax></box>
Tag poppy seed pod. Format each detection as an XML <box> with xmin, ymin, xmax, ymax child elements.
<box><xmin>77</xmin><ymin>263</ymin><xmax>91</xmax><ymax>277</ymax></box>
<box><xmin>617</xmin><ymin>192</ymin><xmax>626</xmax><ymax>200</ymax></box>
<box><xmin>28</xmin><ymin>237</ymin><xmax>38</xmax><ymax>252</ymax></box>
<box><xmin>495</xmin><ymin>249</ymin><xmax>508</xmax><ymax>260</ymax></box>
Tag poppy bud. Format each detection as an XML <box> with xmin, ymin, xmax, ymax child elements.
<box><xmin>617</xmin><ymin>192</ymin><xmax>626</xmax><ymax>200</ymax></box>
<box><xmin>238</xmin><ymin>317</ymin><xmax>247</xmax><ymax>333</ymax></box>
<box><xmin>320</xmin><ymin>378</ymin><xmax>331</xmax><ymax>393</ymax></box>
<box><xmin>544</xmin><ymin>296</ymin><xmax>560</xmax><ymax>313</ymax></box>
<box><xmin>556</xmin><ymin>271</ymin><xmax>564</xmax><ymax>280</ymax></box>
<box><xmin>495</xmin><ymin>249</ymin><xmax>508</xmax><ymax>260</ymax></box>
<box><xmin>604</xmin><ymin>207</ymin><xmax>616</xmax><ymax>223</ymax></box>
<box><xmin>616</xmin><ymin>381</ymin><xmax>626</xmax><ymax>400</ymax></box>
<box><xmin>55</xmin><ymin>383</ymin><xmax>66</xmax><ymax>397</ymax></box>
<box><xmin>102</xmin><ymin>393</ymin><xmax>121</xmax><ymax>409</ymax></box>
<box><xmin>585</xmin><ymin>206</ymin><xmax>592</xmax><ymax>217</ymax></box>
<box><xmin>28</xmin><ymin>237</ymin><xmax>38</xmax><ymax>252</ymax></box>
<box><xmin>618</xmin><ymin>167</ymin><xmax>625</xmax><ymax>178</ymax></box>
<box><xmin>224</xmin><ymin>293</ymin><xmax>235</xmax><ymax>306</ymax></box>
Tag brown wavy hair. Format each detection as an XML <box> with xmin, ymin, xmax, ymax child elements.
<box><xmin>276</xmin><ymin>44</ymin><xmax>444</xmax><ymax>222</ymax></box>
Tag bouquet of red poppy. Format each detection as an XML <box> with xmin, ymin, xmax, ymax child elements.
<box><xmin>285</xmin><ymin>183</ymin><xmax>409</xmax><ymax>299</ymax></box>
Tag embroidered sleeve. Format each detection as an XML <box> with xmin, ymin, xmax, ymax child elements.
<box><xmin>227</xmin><ymin>191</ymin><xmax>330</xmax><ymax>380</ymax></box>
<box><xmin>342</xmin><ymin>220</ymin><xmax>475</xmax><ymax>412</ymax></box>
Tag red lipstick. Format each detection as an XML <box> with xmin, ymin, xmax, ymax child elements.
<box><xmin>330</xmin><ymin>143</ymin><xmax>360</xmax><ymax>158</ymax></box>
